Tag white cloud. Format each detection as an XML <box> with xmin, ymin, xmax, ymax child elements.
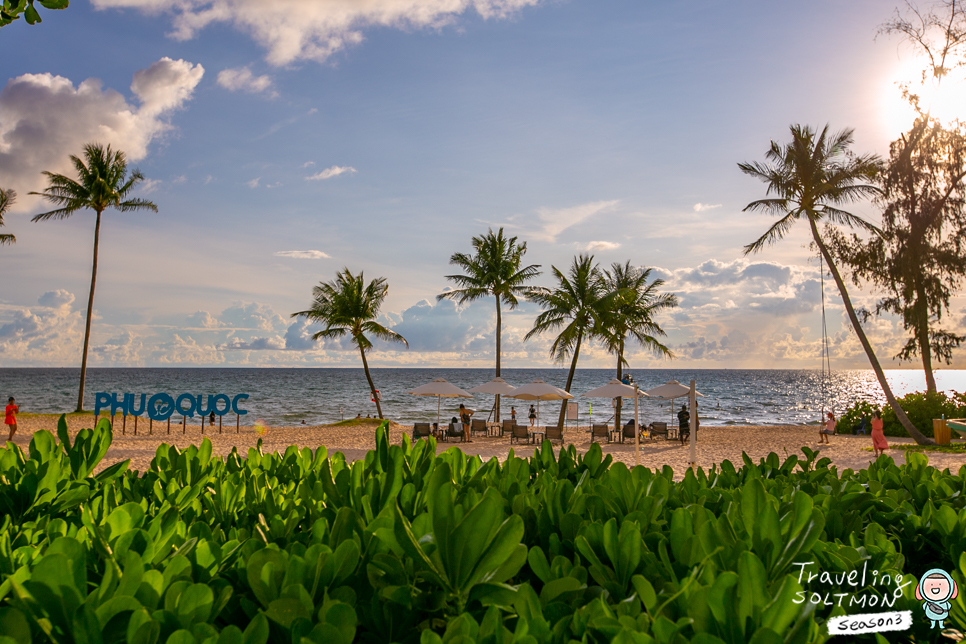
<box><xmin>584</xmin><ymin>240</ymin><xmax>621</xmax><ymax>251</ymax></box>
<box><xmin>140</xmin><ymin>178</ymin><xmax>163</xmax><ymax>193</ymax></box>
<box><xmin>172</xmin><ymin>174</ymin><xmax>187</xmax><ymax>184</ymax></box>
<box><xmin>0</xmin><ymin>57</ymin><xmax>203</xmax><ymax>211</ymax></box>
<box><xmin>693</xmin><ymin>203</ymin><xmax>722</xmax><ymax>212</ymax></box>
<box><xmin>302</xmin><ymin>161</ymin><xmax>315</xmax><ymax>168</ymax></box>
<box><xmin>274</xmin><ymin>250</ymin><xmax>330</xmax><ymax>259</ymax></box>
<box><xmin>91</xmin><ymin>0</ymin><xmax>543</xmax><ymax>66</ymax></box>
<box><xmin>37</xmin><ymin>290</ymin><xmax>75</xmax><ymax>308</ymax></box>
<box><xmin>510</xmin><ymin>199</ymin><xmax>619</xmax><ymax>243</ymax></box>
<box><xmin>246</xmin><ymin>177</ymin><xmax>260</xmax><ymax>188</ymax></box>
<box><xmin>216</xmin><ymin>66</ymin><xmax>276</xmax><ymax>96</ymax></box>
<box><xmin>305</xmin><ymin>165</ymin><xmax>357</xmax><ymax>181</ymax></box>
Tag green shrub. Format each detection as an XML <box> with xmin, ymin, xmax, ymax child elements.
<box><xmin>1</xmin><ymin>415</ymin><xmax>966</xmax><ymax>643</ymax></box>
<box><xmin>838</xmin><ymin>390</ymin><xmax>966</xmax><ymax>438</ymax></box>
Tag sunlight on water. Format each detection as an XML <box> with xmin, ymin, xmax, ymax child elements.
<box><xmin>1</xmin><ymin>368</ymin><xmax>963</xmax><ymax>427</ymax></box>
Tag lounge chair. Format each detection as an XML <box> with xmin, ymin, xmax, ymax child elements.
<box><xmin>470</xmin><ymin>419</ymin><xmax>488</xmax><ymax>437</ymax></box>
<box><xmin>649</xmin><ymin>422</ymin><xmax>668</xmax><ymax>440</ymax></box>
<box><xmin>445</xmin><ymin>422</ymin><xmax>466</xmax><ymax>442</ymax></box>
<box><xmin>545</xmin><ymin>425</ymin><xmax>563</xmax><ymax>444</ymax></box>
<box><xmin>852</xmin><ymin>418</ymin><xmax>867</xmax><ymax>435</ymax></box>
<box><xmin>510</xmin><ymin>424</ymin><xmax>530</xmax><ymax>445</ymax></box>
<box><xmin>591</xmin><ymin>424</ymin><xmax>610</xmax><ymax>443</ymax></box>
<box><xmin>412</xmin><ymin>423</ymin><xmax>431</xmax><ymax>439</ymax></box>
<box><xmin>502</xmin><ymin>419</ymin><xmax>514</xmax><ymax>437</ymax></box>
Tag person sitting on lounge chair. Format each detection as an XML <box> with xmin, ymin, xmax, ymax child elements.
<box><xmin>446</xmin><ymin>417</ymin><xmax>465</xmax><ymax>441</ymax></box>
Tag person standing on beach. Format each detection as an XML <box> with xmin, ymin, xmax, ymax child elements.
<box><xmin>510</xmin><ymin>407</ymin><xmax>517</xmax><ymax>423</ymax></box>
<box><xmin>528</xmin><ymin>405</ymin><xmax>537</xmax><ymax>426</ymax></box>
<box><xmin>5</xmin><ymin>397</ymin><xmax>18</xmax><ymax>441</ymax></box>
<box><xmin>677</xmin><ymin>404</ymin><xmax>690</xmax><ymax>445</ymax></box>
<box><xmin>820</xmin><ymin>411</ymin><xmax>836</xmax><ymax>444</ymax></box>
<box><xmin>871</xmin><ymin>410</ymin><xmax>888</xmax><ymax>458</ymax></box>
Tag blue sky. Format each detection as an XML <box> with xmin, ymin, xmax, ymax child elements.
<box><xmin>2</xmin><ymin>0</ymin><xmax>964</xmax><ymax>369</ymax></box>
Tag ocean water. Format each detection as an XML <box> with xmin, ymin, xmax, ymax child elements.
<box><xmin>1</xmin><ymin>368</ymin><xmax>964</xmax><ymax>428</ymax></box>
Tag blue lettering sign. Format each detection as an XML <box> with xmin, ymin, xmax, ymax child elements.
<box><xmin>94</xmin><ymin>392</ymin><xmax>251</xmax><ymax>419</ymax></box>
<box><xmin>232</xmin><ymin>394</ymin><xmax>249</xmax><ymax>416</ymax></box>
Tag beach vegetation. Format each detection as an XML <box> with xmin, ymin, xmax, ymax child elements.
<box><xmin>739</xmin><ymin>124</ymin><xmax>935</xmax><ymax>445</ymax></box>
<box><xmin>1</xmin><ymin>416</ymin><xmax>965</xmax><ymax>642</ymax></box>
<box><xmin>595</xmin><ymin>261</ymin><xmax>677</xmax><ymax>427</ymax></box>
<box><xmin>438</xmin><ymin>228</ymin><xmax>541</xmax><ymax>420</ymax></box>
<box><xmin>0</xmin><ymin>188</ymin><xmax>15</xmax><ymax>246</ymax></box>
<box><xmin>0</xmin><ymin>0</ymin><xmax>68</xmax><ymax>27</ymax></box>
<box><xmin>30</xmin><ymin>143</ymin><xmax>158</xmax><ymax>413</ymax></box>
<box><xmin>292</xmin><ymin>268</ymin><xmax>408</xmax><ymax>420</ymax></box>
<box><xmin>525</xmin><ymin>254</ymin><xmax>611</xmax><ymax>429</ymax></box>
<box><xmin>838</xmin><ymin>389</ymin><xmax>966</xmax><ymax>438</ymax></box>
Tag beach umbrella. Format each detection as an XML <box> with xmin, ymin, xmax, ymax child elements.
<box><xmin>468</xmin><ymin>377</ymin><xmax>517</xmax><ymax>422</ymax></box>
<box><xmin>644</xmin><ymin>379</ymin><xmax>705</xmax><ymax>427</ymax></box>
<box><xmin>583</xmin><ymin>379</ymin><xmax>650</xmax><ymax>466</ymax></box>
<box><xmin>506</xmin><ymin>379</ymin><xmax>573</xmax><ymax>426</ymax></box>
<box><xmin>408</xmin><ymin>377</ymin><xmax>473</xmax><ymax>427</ymax></box>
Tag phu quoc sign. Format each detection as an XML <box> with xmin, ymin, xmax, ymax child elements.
<box><xmin>94</xmin><ymin>392</ymin><xmax>249</xmax><ymax>421</ymax></box>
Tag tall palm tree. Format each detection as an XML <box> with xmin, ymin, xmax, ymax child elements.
<box><xmin>739</xmin><ymin>123</ymin><xmax>933</xmax><ymax>444</ymax></box>
<box><xmin>438</xmin><ymin>228</ymin><xmax>541</xmax><ymax>420</ymax></box>
<box><xmin>0</xmin><ymin>188</ymin><xmax>15</xmax><ymax>246</ymax></box>
<box><xmin>30</xmin><ymin>143</ymin><xmax>157</xmax><ymax>412</ymax></box>
<box><xmin>597</xmin><ymin>261</ymin><xmax>677</xmax><ymax>427</ymax></box>
<box><xmin>526</xmin><ymin>254</ymin><xmax>611</xmax><ymax>429</ymax></box>
<box><xmin>293</xmin><ymin>268</ymin><xmax>408</xmax><ymax>419</ymax></box>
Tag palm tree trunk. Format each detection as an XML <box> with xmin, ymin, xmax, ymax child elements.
<box><xmin>76</xmin><ymin>210</ymin><xmax>102</xmax><ymax>412</ymax></box>
<box><xmin>614</xmin><ymin>341</ymin><xmax>623</xmax><ymax>429</ymax></box>
<box><xmin>495</xmin><ymin>295</ymin><xmax>502</xmax><ymax>421</ymax></box>
<box><xmin>359</xmin><ymin>346</ymin><xmax>383</xmax><ymax>419</ymax></box>
<box><xmin>914</xmin><ymin>284</ymin><xmax>937</xmax><ymax>393</ymax></box>
<box><xmin>809</xmin><ymin>218</ymin><xmax>934</xmax><ymax>444</ymax></box>
<box><xmin>558</xmin><ymin>331</ymin><xmax>582</xmax><ymax>429</ymax></box>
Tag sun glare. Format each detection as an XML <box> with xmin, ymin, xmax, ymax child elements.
<box><xmin>882</xmin><ymin>54</ymin><xmax>966</xmax><ymax>136</ymax></box>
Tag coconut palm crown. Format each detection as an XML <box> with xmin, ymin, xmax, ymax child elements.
<box><xmin>0</xmin><ymin>188</ymin><xmax>15</xmax><ymax>246</ymax></box>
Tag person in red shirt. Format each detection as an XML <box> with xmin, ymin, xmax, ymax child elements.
<box><xmin>5</xmin><ymin>397</ymin><xmax>18</xmax><ymax>442</ymax></box>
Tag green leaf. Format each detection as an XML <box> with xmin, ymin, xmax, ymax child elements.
<box><xmin>176</xmin><ymin>584</ymin><xmax>214</xmax><ymax>627</ymax></box>
<box><xmin>164</xmin><ymin>630</ymin><xmax>197</xmax><ymax>644</ymax></box>
<box><xmin>265</xmin><ymin>598</ymin><xmax>311</xmax><ymax>628</ymax></box>
<box><xmin>242</xmin><ymin>613</ymin><xmax>269</xmax><ymax>644</ymax></box>
<box><xmin>0</xmin><ymin>608</ymin><xmax>31</xmax><ymax>644</ymax></box>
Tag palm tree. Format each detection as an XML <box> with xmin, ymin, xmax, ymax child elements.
<box><xmin>526</xmin><ymin>254</ymin><xmax>611</xmax><ymax>429</ymax></box>
<box><xmin>739</xmin><ymin>123</ymin><xmax>933</xmax><ymax>444</ymax></box>
<box><xmin>293</xmin><ymin>268</ymin><xmax>408</xmax><ymax>419</ymax></box>
<box><xmin>0</xmin><ymin>188</ymin><xmax>15</xmax><ymax>246</ymax></box>
<box><xmin>438</xmin><ymin>228</ymin><xmax>541</xmax><ymax>420</ymax></box>
<box><xmin>30</xmin><ymin>143</ymin><xmax>157</xmax><ymax>412</ymax></box>
<box><xmin>597</xmin><ymin>261</ymin><xmax>677</xmax><ymax>427</ymax></box>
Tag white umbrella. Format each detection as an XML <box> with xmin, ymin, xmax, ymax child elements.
<box><xmin>644</xmin><ymin>380</ymin><xmax>705</xmax><ymax>427</ymax></box>
<box><xmin>506</xmin><ymin>379</ymin><xmax>573</xmax><ymax>426</ymax></box>
<box><xmin>408</xmin><ymin>377</ymin><xmax>473</xmax><ymax>427</ymax></box>
<box><xmin>583</xmin><ymin>379</ymin><xmax>650</xmax><ymax>465</ymax></box>
<box><xmin>469</xmin><ymin>377</ymin><xmax>516</xmax><ymax>422</ymax></box>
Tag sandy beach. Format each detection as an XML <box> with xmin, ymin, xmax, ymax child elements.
<box><xmin>9</xmin><ymin>414</ymin><xmax>966</xmax><ymax>479</ymax></box>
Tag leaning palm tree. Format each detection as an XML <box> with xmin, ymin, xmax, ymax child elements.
<box><xmin>293</xmin><ymin>268</ymin><xmax>408</xmax><ymax>419</ymax></box>
<box><xmin>597</xmin><ymin>261</ymin><xmax>677</xmax><ymax>428</ymax></box>
<box><xmin>739</xmin><ymin>123</ymin><xmax>932</xmax><ymax>444</ymax></box>
<box><xmin>438</xmin><ymin>228</ymin><xmax>541</xmax><ymax>420</ymax></box>
<box><xmin>526</xmin><ymin>254</ymin><xmax>611</xmax><ymax>429</ymax></box>
<box><xmin>0</xmin><ymin>188</ymin><xmax>15</xmax><ymax>246</ymax></box>
<box><xmin>30</xmin><ymin>144</ymin><xmax>157</xmax><ymax>412</ymax></box>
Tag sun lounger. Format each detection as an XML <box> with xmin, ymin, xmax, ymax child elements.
<box><xmin>470</xmin><ymin>419</ymin><xmax>488</xmax><ymax>437</ymax></box>
<box><xmin>545</xmin><ymin>425</ymin><xmax>563</xmax><ymax>444</ymax></box>
<box><xmin>510</xmin><ymin>424</ymin><xmax>530</xmax><ymax>444</ymax></box>
<box><xmin>502</xmin><ymin>419</ymin><xmax>514</xmax><ymax>437</ymax></box>
<box><xmin>412</xmin><ymin>423</ymin><xmax>431</xmax><ymax>439</ymax></box>
<box><xmin>591</xmin><ymin>424</ymin><xmax>610</xmax><ymax>443</ymax></box>
<box><xmin>444</xmin><ymin>422</ymin><xmax>465</xmax><ymax>442</ymax></box>
<box><xmin>649</xmin><ymin>422</ymin><xmax>668</xmax><ymax>440</ymax></box>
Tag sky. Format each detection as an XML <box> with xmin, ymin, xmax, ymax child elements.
<box><xmin>1</xmin><ymin>0</ymin><xmax>965</xmax><ymax>370</ymax></box>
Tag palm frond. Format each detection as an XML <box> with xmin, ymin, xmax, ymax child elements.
<box><xmin>742</xmin><ymin>211</ymin><xmax>800</xmax><ymax>255</ymax></box>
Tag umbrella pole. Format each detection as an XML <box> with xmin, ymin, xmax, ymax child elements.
<box><xmin>689</xmin><ymin>381</ymin><xmax>697</xmax><ymax>471</ymax></box>
<box><xmin>634</xmin><ymin>385</ymin><xmax>640</xmax><ymax>467</ymax></box>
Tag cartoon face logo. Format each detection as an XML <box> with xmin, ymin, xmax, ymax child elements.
<box><xmin>916</xmin><ymin>569</ymin><xmax>959</xmax><ymax>629</ymax></box>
